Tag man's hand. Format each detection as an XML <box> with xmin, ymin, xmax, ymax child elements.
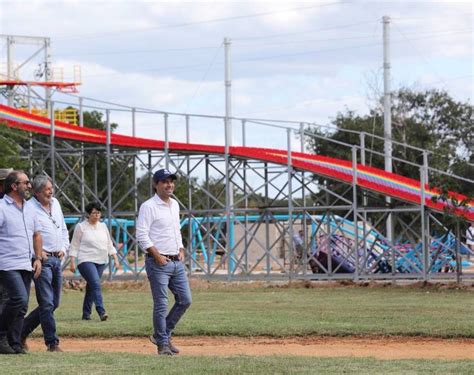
<box><xmin>147</xmin><ymin>247</ymin><xmax>168</xmax><ymax>265</ymax></box>
<box><xmin>154</xmin><ymin>253</ymin><xmax>169</xmax><ymax>265</ymax></box>
<box><xmin>33</xmin><ymin>258</ymin><xmax>42</xmax><ymax>279</ymax></box>
<box><xmin>58</xmin><ymin>251</ymin><xmax>65</xmax><ymax>260</ymax></box>
<box><xmin>178</xmin><ymin>248</ymin><xmax>185</xmax><ymax>262</ymax></box>
<box><xmin>41</xmin><ymin>250</ymin><xmax>49</xmax><ymax>261</ymax></box>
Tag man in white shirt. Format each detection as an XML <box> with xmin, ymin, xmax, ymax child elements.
<box><xmin>136</xmin><ymin>169</ymin><xmax>191</xmax><ymax>356</ymax></box>
<box><xmin>0</xmin><ymin>170</ymin><xmax>42</xmax><ymax>355</ymax></box>
<box><xmin>0</xmin><ymin>168</ymin><xmax>13</xmax><ymax>318</ymax></box>
<box><xmin>21</xmin><ymin>175</ymin><xmax>69</xmax><ymax>352</ymax></box>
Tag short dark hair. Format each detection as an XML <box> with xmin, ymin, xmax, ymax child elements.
<box><xmin>4</xmin><ymin>170</ymin><xmax>26</xmax><ymax>194</ymax></box>
<box><xmin>85</xmin><ymin>202</ymin><xmax>102</xmax><ymax>215</ymax></box>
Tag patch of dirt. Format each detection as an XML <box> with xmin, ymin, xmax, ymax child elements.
<box><xmin>26</xmin><ymin>336</ymin><xmax>474</xmax><ymax>359</ymax></box>
<box><xmin>62</xmin><ymin>279</ymin><xmax>474</xmax><ymax>292</ymax></box>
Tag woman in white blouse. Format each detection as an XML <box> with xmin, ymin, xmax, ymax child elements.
<box><xmin>69</xmin><ymin>202</ymin><xmax>120</xmax><ymax>321</ymax></box>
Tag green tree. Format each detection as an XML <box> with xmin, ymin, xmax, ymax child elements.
<box><xmin>306</xmin><ymin>88</ymin><xmax>473</xmax><ymax>197</ymax></box>
<box><xmin>0</xmin><ymin>121</ymin><xmax>30</xmax><ymax>170</ymax></box>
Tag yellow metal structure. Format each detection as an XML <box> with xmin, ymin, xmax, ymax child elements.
<box><xmin>19</xmin><ymin>107</ymin><xmax>78</xmax><ymax>125</ymax></box>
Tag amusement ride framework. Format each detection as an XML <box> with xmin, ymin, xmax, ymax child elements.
<box><xmin>0</xmin><ymin>35</ymin><xmax>472</xmax><ymax>282</ymax></box>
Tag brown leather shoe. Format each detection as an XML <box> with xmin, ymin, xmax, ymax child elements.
<box><xmin>149</xmin><ymin>335</ymin><xmax>179</xmax><ymax>354</ymax></box>
<box><xmin>47</xmin><ymin>344</ymin><xmax>63</xmax><ymax>352</ymax></box>
<box><xmin>168</xmin><ymin>339</ymin><xmax>180</xmax><ymax>354</ymax></box>
<box><xmin>157</xmin><ymin>343</ymin><xmax>173</xmax><ymax>356</ymax></box>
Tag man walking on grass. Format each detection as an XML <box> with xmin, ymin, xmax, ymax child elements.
<box><xmin>0</xmin><ymin>170</ymin><xmax>42</xmax><ymax>354</ymax></box>
<box><xmin>136</xmin><ymin>169</ymin><xmax>192</xmax><ymax>356</ymax></box>
<box><xmin>0</xmin><ymin>168</ymin><xmax>13</xmax><ymax>317</ymax></box>
<box><xmin>21</xmin><ymin>175</ymin><xmax>70</xmax><ymax>352</ymax></box>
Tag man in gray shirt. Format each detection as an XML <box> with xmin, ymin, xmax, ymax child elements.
<box><xmin>0</xmin><ymin>170</ymin><xmax>42</xmax><ymax>354</ymax></box>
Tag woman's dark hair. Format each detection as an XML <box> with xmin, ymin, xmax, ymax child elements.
<box><xmin>85</xmin><ymin>202</ymin><xmax>102</xmax><ymax>215</ymax></box>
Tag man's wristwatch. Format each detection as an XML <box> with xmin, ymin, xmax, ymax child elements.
<box><xmin>33</xmin><ymin>255</ymin><xmax>43</xmax><ymax>262</ymax></box>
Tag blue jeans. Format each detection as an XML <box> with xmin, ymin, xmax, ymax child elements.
<box><xmin>77</xmin><ymin>262</ymin><xmax>107</xmax><ymax>318</ymax></box>
<box><xmin>0</xmin><ymin>280</ymin><xmax>8</xmax><ymax>315</ymax></box>
<box><xmin>0</xmin><ymin>270</ymin><xmax>32</xmax><ymax>349</ymax></box>
<box><xmin>146</xmin><ymin>256</ymin><xmax>192</xmax><ymax>345</ymax></box>
<box><xmin>22</xmin><ymin>256</ymin><xmax>62</xmax><ymax>346</ymax></box>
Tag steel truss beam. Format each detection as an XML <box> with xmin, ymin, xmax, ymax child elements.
<box><xmin>16</xmin><ymin>132</ymin><xmax>471</xmax><ymax>282</ymax></box>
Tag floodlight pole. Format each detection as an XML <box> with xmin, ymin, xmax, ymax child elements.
<box><xmin>383</xmin><ymin>16</ymin><xmax>393</xmax><ymax>242</ymax></box>
<box><xmin>224</xmin><ymin>37</ymin><xmax>235</xmax><ymax>273</ymax></box>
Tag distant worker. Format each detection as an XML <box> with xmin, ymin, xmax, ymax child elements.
<box><xmin>466</xmin><ymin>222</ymin><xmax>474</xmax><ymax>259</ymax></box>
<box><xmin>69</xmin><ymin>202</ymin><xmax>120</xmax><ymax>321</ymax></box>
<box><xmin>136</xmin><ymin>169</ymin><xmax>192</xmax><ymax>356</ymax></box>
<box><xmin>292</xmin><ymin>229</ymin><xmax>305</xmax><ymax>262</ymax></box>
<box><xmin>21</xmin><ymin>176</ymin><xmax>70</xmax><ymax>352</ymax></box>
<box><xmin>0</xmin><ymin>170</ymin><xmax>42</xmax><ymax>354</ymax></box>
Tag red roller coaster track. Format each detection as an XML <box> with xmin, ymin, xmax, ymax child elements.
<box><xmin>0</xmin><ymin>104</ymin><xmax>472</xmax><ymax>221</ymax></box>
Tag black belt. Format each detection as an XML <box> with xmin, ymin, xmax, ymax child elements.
<box><xmin>147</xmin><ymin>253</ymin><xmax>180</xmax><ymax>261</ymax></box>
<box><xmin>44</xmin><ymin>252</ymin><xmax>61</xmax><ymax>258</ymax></box>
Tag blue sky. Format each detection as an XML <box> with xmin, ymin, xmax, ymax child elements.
<box><xmin>0</xmin><ymin>0</ymin><xmax>472</xmax><ymax>147</ymax></box>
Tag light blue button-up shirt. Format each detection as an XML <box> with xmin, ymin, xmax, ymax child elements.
<box><xmin>0</xmin><ymin>194</ymin><xmax>41</xmax><ymax>271</ymax></box>
<box><xmin>26</xmin><ymin>196</ymin><xmax>70</xmax><ymax>254</ymax></box>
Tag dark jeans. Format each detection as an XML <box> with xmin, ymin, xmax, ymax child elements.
<box><xmin>0</xmin><ymin>270</ymin><xmax>32</xmax><ymax>349</ymax></box>
<box><xmin>22</xmin><ymin>257</ymin><xmax>62</xmax><ymax>346</ymax></box>
<box><xmin>0</xmin><ymin>280</ymin><xmax>9</xmax><ymax>315</ymax></box>
<box><xmin>146</xmin><ymin>256</ymin><xmax>192</xmax><ymax>345</ymax></box>
<box><xmin>77</xmin><ymin>262</ymin><xmax>107</xmax><ymax>318</ymax></box>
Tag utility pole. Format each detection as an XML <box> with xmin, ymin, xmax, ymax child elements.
<box><xmin>224</xmin><ymin>37</ymin><xmax>235</xmax><ymax>272</ymax></box>
<box><xmin>6</xmin><ymin>35</ymin><xmax>14</xmax><ymax>106</ymax></box>
<box><xmin>224</xmin><ymin>37</ymin><xmax>232</xmax><ymax>147</ymax></box>
<box><xmin>383</xmin><ymin>16</ymin><xmax>393</xmax><ymax>242</ymax></box>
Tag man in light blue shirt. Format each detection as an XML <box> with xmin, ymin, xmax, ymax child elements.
<box><xmin>0</xmin><ymin>170</ymin><xmax>42</xmax><ymax>355</ymax></box>
<box><xmin>0</xmin><ymin>168</ymin><xmax>13</xmax><ymax>318</ymax></box>
<box><xmin>22</xmin><ymin>175</ymin><xmax>69</xmax><ymax>353</ymax></box>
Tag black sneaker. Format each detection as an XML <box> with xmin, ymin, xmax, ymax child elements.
<box><xmin>0</xmin><ymin>337</ymin><xmax>14</xmax><ymax>354</ymax></box>
<box><xmin>157</xmin><ymin>343</ymin><xmax>173</xmax><ymax>356</ymax></box>
<box><xmin>82</xmin><ymin>315</ymin><xmax>91</xmax><ymax>321</ymax></box>
<box><xmin>11</xmin><ymin>345</ymin><xmax>27</xmax><ymax>355</ymax></box>
<box><xmin>21</xmin><ymin>337</ymin><xmax>29</xmax><ymax>352</ymax></box>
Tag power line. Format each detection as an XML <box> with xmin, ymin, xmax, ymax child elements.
<box><xmin>392</xmin><ymin>21</ymin><xmax>449</xmax><ymax>88</ymax></box>
<box><xmin>236</xmin><ymin>29</ymin><xmax>472</xmax><ymax>47</ymax></box>
<box><xmin>55</xmin><ymin>27</ymin><xmax>471</xmax><ymax>59</ymax></box>
<box><xmin>234</xmin><ymin>20</ymin><xmax>377</xmax><ymax>41</ymax></box>
<box><xmin>182</xmin><ymin>43</ymin><xmax>223</xmax><ymax>114</ymax></box>
<box><xmin>55</xmin><ymin>2</ymin><xmax>345</xmax><ymax>41</ymax></box>
<box><xmin>81</xmin><ymin>29</ymin><xmax>472</xmax><ymax>79</ymax></box>
<box><xmin>57</xmin><ymin>46</ymin><xmax>218</xmax><ymax>57</ymax></box>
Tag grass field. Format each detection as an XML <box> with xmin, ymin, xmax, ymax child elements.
<box><xmin>4</xmin><ymin>282</ymin><xmax>474</xmax><ymax>374</ymax></box>
<box><xmin>1</xmin><ymin>353</ymin><xmax>473</xmax><ymax>374</ymax></box>
<box><xmin>50</xmin><ymin>283</ymin><xmax>474</xmax><ymax>338</ymax></box>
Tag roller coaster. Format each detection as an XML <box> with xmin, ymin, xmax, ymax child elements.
<box><xmin>0</xmin><ymin>35</ymin><xmax>472</xmax><ymax>281</ymax></box>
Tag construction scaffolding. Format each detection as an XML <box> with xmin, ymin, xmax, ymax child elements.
<box><xmin>0</xmin><ymin>94</ymin><xmax>472</xmax><ymax>282</ymax></box>
<box><xmin>0</xmin><ymin>34</ymin><xmax>472</xmax><ymax>282</ymax></box>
